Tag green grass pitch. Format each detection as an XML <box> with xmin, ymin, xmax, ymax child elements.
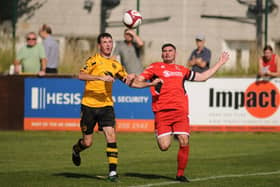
<box><xmin>0</xmin><ymin>131</ymin><xmax>280</xmax><ymax>187</ymax></box>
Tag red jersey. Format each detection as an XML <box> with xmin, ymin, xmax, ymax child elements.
<box><xmin>140</xmin><ymin>62</ymin><xmax>195</xmax><ymax>113</ymax></box>
<box><xmin>262</xmin><ymin>54</ymin><xmax>277</xmax><ymax>72</ymax></box>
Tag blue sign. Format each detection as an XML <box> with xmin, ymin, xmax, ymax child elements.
<box><xmin>24</xmin><ymin>78</ymin><xmax>153</xmax><ymax>119</ymax></box>
<box><xmin>113</xmin><ymin>80</ymin><xmax>153</xmax><ymax>119</ymax></box>
<box><xmin>24</xmin><ymin>78</ymin><xmax>84</xmax><ymax>118</ymax></box>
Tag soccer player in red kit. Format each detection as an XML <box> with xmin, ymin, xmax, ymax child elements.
<box><xmin>136</xmin><ymin>43</ymin><xmax>229</xmax><ymax>182</ymax></box>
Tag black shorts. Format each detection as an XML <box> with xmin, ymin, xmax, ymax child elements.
<box><xmin>80</xmin><ymin>105</ymin><xmax>116</xmax><ymax>135</ymax></box>
<box><xmin>46</xmin><ymin>68</ymin><xmax>58</xmax><ymax>73</ymax></box>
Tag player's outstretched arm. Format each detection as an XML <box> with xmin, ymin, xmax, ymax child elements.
<box><xmin>129</xmin><ymin>75</ymin><xmax>162</xmax><ymax>88</ymax></box>
<box><xmin>194</xmin><ymin>52</ymin><xmax>229</xmax><ymax>81</ymax></box>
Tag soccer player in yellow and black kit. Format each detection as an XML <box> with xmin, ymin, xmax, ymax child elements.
<box><xmin>71</xmin><ymin>33</ymin><xmax>161</xmax><ymax>182</ymax></box>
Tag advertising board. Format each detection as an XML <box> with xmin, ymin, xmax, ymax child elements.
<box><xmin>24</xmin><ymin>78</ymin><xmax>280</xmax><ymax>132</ymax></box>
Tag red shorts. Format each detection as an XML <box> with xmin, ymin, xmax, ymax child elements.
<box><xmin>154</xmin><ymin>109</ymin><xmax>190</xmax><ymax>138</ymax></box>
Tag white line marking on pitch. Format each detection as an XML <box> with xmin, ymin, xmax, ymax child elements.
<box><xmin>128</xmin><ymin>170</ymin><xmax>280</xmax><ymax>187</ymax></box>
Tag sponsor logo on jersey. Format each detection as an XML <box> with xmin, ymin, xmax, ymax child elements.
<box><xmin>163</xmin><ymin>70</ymin><xmax>183</xmax><ymax>77</ymax></box>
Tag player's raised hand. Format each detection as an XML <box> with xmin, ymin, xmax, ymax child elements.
<box><xmin>218</xmin><ymin>52</ymin><xmax>230</xmax><ymax>65</ymax></box>
<box><xmin>125</xmin><ymin>29</ymin><xmax>136</xmax><ymax>37</ymax></box>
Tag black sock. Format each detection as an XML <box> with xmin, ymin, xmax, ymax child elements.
<box><xmin>73</xmin><ymin>138</ymin><xmax>87</xmax><ymax>153</ymax></box>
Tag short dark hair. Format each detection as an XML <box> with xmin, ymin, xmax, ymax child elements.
<box><xmin>41</xmin><ymin>24</ymin><xmax>52</xmax><ymax>34</ymax></box>
<box><xmin>263</xmin><ymin>45</ymin><xmax>273</xmax><ymax>52</ymax></box>
<box><xmin>161</xmin><ymin>43</ymin><xmax>176</xmax><ymax>51</ymax></box>
<box><xmin>97</xmin><ymin>33</ymin><xmax>112</xmax><ymax>44</ymax></box>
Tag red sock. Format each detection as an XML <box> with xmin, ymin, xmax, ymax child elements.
<box><xmin>177</xmin><ymin>145</ymin><xmax>190</xmax><ymax>176</ymax></box>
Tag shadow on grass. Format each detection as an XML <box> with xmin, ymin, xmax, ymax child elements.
<box><xmin>53</xmin><ymin>172</ymin><xmax>105</xmax><ymax>180</ymax></box>
<box><xmin>124</xmin><ymin>172</ymin><xmax>175</xmax><ymax>181</ymax></box>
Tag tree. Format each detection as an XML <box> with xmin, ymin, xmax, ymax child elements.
<box><xmin>0</xmin><ymin>0</ymin><xmax>45</xmax><ymax>25</ymax></box>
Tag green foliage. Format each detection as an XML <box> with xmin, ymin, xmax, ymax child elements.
<box><xmin>0</xmin><ymin>131</ymin><xmax>279</xmax><ymax>187</ymax></box>
<box><xmin>0</xmin><ymin>0</ymin><xmax>45</xmax><ymax>24</ymax></box>
<box><xmin>0</xmin><ymin>32</ymin><xmax>14</xmax><ymax>74</ymax></box>
<box><xmin>0</xmin><ymin>48</ymin><xmax>13</xmax><ymax>74</ymax></box>
<box><xmin>0</xmin><ymin>33</ymin><xmax>14</xmax><ymax>74</ymax></box>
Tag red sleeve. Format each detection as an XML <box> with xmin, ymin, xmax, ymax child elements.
<box><xmin>140</xmin><ymin>63</ymin><xmax>156</xmax><ymax>81</ymax></box>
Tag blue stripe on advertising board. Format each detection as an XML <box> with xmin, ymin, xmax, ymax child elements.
<box><xmin>24</xmin><ymin>78</ymin><xmax>153</xmax><ymax>119</ymax></box>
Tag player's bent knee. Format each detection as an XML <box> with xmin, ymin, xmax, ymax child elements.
<box><xmin>157</xmin><ymin>135</ymin><xmax>171</xmax><ymax>151</ymax></box>
<box><xmin>159</xmin><ymin>143</ymin><xmax>170</xmax><ymax>151</ymax></box>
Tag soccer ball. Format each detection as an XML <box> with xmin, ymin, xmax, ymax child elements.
<box><xmin>122</xmin><ymin>10</ymin><xmax>142</xmax><ymax>29</ymax></box>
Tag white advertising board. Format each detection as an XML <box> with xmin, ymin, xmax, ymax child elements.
<box><xmin>186</xmin><ymin>78</ymin><xmax>280</xmax><ymax>131</ymax></box>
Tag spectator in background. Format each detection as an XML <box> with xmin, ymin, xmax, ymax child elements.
<box><xmin>14</xmin><ymin>32</ymin><xmax>47</xmax><ymax>76</ymax></box>
<box><xmin>187</xmin><ymin>35</ymin><xmax>211</xmax><ymax>73</ymax></box>
<box><xmin>39</xmin><ymin>24</ymin><xmax>59</xmax><ymax>74</ymax></box>
<box><xmin>258</xmin><ymin>45</ymin><xmax>280</xmax><ymax>78</ymax></box>
<box><xmin>113</xmin><ymin>29</ymin><xmax>144</xmax><ymax>74</ymax></box>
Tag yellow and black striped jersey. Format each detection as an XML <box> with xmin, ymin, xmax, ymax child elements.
<box><xmin>80</xmin><ymin>53</ymin><xmax>128</xmax><ymax>107</ymax></box>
